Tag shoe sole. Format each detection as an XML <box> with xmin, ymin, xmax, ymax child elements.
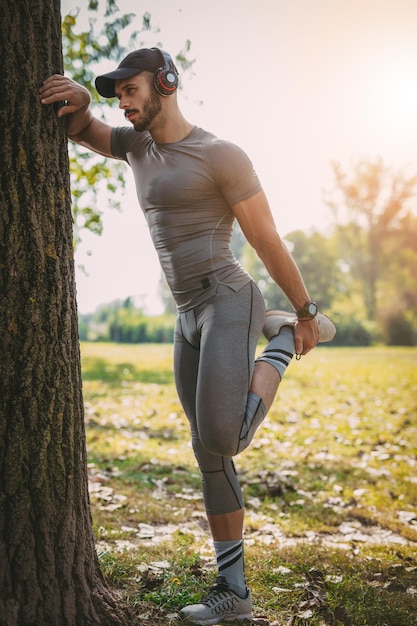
<box><xmin>182</xmin><ymin>614</ymin><xmax>253</xmax><ymax>625</ymax></box>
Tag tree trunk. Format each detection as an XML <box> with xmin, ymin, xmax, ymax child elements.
<box><xmin>0</xmin><ymin>2</ymin><xmax>129</xmax><ymax>624</ymax></box>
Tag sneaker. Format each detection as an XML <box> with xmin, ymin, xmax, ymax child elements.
<box><xmin>180</xmin><ymin>576</ymin><xmax>253</xmax><ymax>625</ymax></box>
<box><xmin>263</xmin><ymin>310</ymin><xmax>336</xmax><ymax>343</ymax></box>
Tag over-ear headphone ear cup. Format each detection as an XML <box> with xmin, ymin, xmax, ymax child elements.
<box><xmin>154</xmin><ymin>67</ymin><xmax>178</xmax><ymax>96</ymax></box>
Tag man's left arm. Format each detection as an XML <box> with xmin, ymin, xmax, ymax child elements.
<box><xmin>232</xmin><ymin>190</ymin><xmax>319</xmax><ymax>355</ymax></box>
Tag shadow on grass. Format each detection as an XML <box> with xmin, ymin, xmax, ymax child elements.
<box><xmin>81</xmin><ymin>357</ymin><xmax>174</xmax><ymax>385</ymax></box>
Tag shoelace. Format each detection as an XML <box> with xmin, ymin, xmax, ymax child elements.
<box><xmin>201</xmin><ymin>579</ymin><xmax>230</xmax><ymax>605</ymax></box>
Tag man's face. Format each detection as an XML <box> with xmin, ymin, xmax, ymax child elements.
<box><xmin>115</xmin><ymin>73</ymin><xmax>162</xmax><ymax>132</ymax></box>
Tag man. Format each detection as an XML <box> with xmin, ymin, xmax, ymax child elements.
<box><xmin>40</xmin><ymin>48</ymin><xmax>335</xmax><ymax>625</ymax></box>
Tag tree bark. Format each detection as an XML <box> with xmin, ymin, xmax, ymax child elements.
<box><xmin>0</xmin><ymin>2</ymin><xmax>129</xmax><ymax>624</ymax></box>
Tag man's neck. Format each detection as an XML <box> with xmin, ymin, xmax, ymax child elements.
<box><xmin>148</xmin><ymin>110</ymin><xmax>194</xmax><ymax>145</ymax></box>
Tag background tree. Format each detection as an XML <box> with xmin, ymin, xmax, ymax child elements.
<box><xmin>378</xmin><ymin>210</ymin><xmax>417</xmax><ymax>344</ymax></box>
<box><xmin>279</xmin><ymin>230</ymin><xmax>341</xmax><ymax>311</ymax></box>
<box><xmin>233</xmin><ymin>227</ymin><xmax>341</xmax><ymax>313</ymax></box>
<box><xmin>0</xmin><ymin>1</ymin><xmax>129</xmax><ymax>623</ymax></box>
<box><xmin>325</xmin><ymin>157</ymin><xmax>417</xmax><ymax>320</ymax></box>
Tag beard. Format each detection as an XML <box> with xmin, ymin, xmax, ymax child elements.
<box><xmin>131</xmin><ymin>89</ymin><xmax>162</xmax><ymax>132</ymax></box>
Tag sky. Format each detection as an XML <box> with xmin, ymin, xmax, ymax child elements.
<box><xmin>61</xmin><ymin>0</ymin><xmax>417</xmax><ymax>314</ymax></box>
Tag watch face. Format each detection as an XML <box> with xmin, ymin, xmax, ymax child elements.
<box><xmin>308</xmin><ymin>302</ymin><xmax>318</xmax><ymax>316</ymax></box>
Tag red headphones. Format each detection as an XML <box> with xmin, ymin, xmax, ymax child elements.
<box><xmin>152</xmin><ymin>48</ymin><xmax>179</xmax><ymax>96</ymax></box>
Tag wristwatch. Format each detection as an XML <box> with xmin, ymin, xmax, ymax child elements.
<box><xmin>296</xmin><ymin>301</ymin><xmax>318</xmax><ymax>320</ymax></box>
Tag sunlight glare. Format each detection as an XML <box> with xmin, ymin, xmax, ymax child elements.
<box><xmin>372</xmin><ymin>59</ymin><xmax>417</xmax><ymax>134</ymax></box>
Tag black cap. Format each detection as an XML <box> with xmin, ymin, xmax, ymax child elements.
<box><xmin>95</xmin><ymin>48</ymin><xmax>162</xmax><ymax>98</ymax></box>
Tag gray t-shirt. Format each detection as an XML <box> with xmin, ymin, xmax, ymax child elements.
<box><xmin>111</xmin><ymin>125</ymin><xmax>262</xmax><ymax>312</ymax></box>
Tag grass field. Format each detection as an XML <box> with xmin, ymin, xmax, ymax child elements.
<box><xmin>81</xmin><ymin>343</ymin><xmax>417</xmax><ymax>625</ymax></box>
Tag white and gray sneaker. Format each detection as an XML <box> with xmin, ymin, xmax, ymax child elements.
<box><xmin>180</xmin><ymin>575</ymin><xmax>253</xmax><ymax>625</ymax></box>
<box><xmin>263</xmin><ymin>309</ymin><xmax>336</xmax><ymax>343</ymax></box>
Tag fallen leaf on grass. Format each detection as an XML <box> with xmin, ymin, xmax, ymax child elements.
<box><xmin>148</xmin><ymin>560</ymin><xmax>171</xmax><ymax>570</ymax></box>
<box><xmin>285</xmin><ymin>579</ymin><xmax>350</xmax><ymax>626</ymax></box>
<box><xmin>273</xmin><ymin>565</ymin><xmax>292</xmax><ymax>576</ymax></box>
<box><xmin>272</xmin><ymin>586</ymin><xmax>292</xmax><ymax>594</ymax></box>
<box><xmin>174</xmin><ymin>489</ymin><xmax>202</xmax><ymax>501</ymax></box>
<box><xmin>398</xmin><ymin>510</ymin><xmax>417</xmax><ymax>524</ymax></box>
<box><xmin>100</xmin><ymin>495</ymin><xmax>128</xmax><ymax>511</ymax></box>
<box><xmin>325</xmin><ymin>574</ymin><xmax>343</xmax><ymax>584</ymax></box>
<box><xmin>178</xmin><ymin>616</ymin><xmax>271</xmax><ymax>625</ymax></box>
<box><xmin>88</xmin><ymin>480</ymin><xmax>128</xmax><ymax>510</ymax></box>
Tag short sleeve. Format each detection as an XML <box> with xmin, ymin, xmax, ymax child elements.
<box><xmin>110</xmin><ymin>127</ymin><xmax>149</xmax><ymax>161</ymax></box>
<box><xmin>204</xmin><ymin>139</ymin><xmax>262</xmax><ymax>206</ymax></box>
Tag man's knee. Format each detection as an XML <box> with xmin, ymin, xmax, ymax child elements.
<box><xmin>200</xmin><ymin>429</ymin><xmax>238</xmax><ymax>458</ymax></box>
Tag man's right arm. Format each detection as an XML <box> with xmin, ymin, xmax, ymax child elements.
<box><xmin>39</xmin><ymin>75</ymin><xmax>113</xmax><ymax>157</ymax></box>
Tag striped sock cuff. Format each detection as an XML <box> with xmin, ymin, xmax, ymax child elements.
<box><xmin>259</xmin><ymin>347</ymin><xmax>293</xmax><ymax>366</ymax></box>
<box><xmin>256</xmin><ymin>326</ymin><xmax>295</xmax><ymax>379</ymax></box>
<box><xmin>214</xmin><ymin>539</ymin><xmax>246</xmax><ymax>594</ymax></box>
<box><xmin>216</xmin><ymin>540</ymin><xmax>243</xmax><ymax>572</ymax></box>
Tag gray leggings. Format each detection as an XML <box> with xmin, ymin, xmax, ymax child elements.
<box><xmin>173</xmin><ymin>282</ymin><xmax>266</xmax><ymax>515</ymax></box>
